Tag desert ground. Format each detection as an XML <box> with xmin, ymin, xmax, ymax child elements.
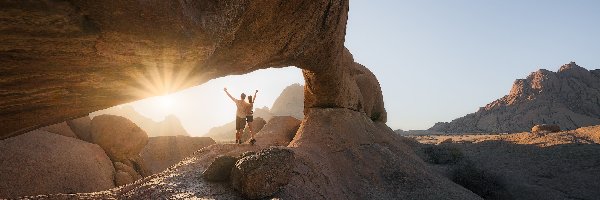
<box><xmin>407</xmin><ymin>125</ymin><xmax>600</xmax><ymax>200</ymax></box>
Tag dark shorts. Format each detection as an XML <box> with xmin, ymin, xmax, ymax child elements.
<box><xmin>236</xmin><ymin>117</ymin><xmax>246</xmax><ymax>131</ymax></box>
<box><xmin>246</xmin><ymin>115</ymin><xmax>253</xmax><ymax>123</ymax></box>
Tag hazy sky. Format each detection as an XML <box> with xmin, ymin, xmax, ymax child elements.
<box><xmin>128</xmin><ymin>1</ymin><xmax>600</xmax><ymax>135</ymax></box>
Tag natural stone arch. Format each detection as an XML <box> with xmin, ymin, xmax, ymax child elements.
<box><xmin>1</xmin><ymin>0</ymin><xmax>388</xmax><ymax>139</ymax></box>
<box><xmin>0</xmin><ymin>1</ymin><xmax>484</xmax><ymax>199</ymax></box>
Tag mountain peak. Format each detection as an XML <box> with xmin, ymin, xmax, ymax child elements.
<box><xmin>558</xmin><ymin>61</ymin><xmax>585</xmax><ymax>73</ymax></box>
<box><xmin>430</xmin><ymin>62</ymin><xmax>600</xmax><ymax>133</ymax></box>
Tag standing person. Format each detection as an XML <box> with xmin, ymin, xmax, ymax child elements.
<box><xmin>246</xmin><ymin>90</ymin><xmax>258</xmax><ymax>145</ymax></box>
<box><xmin>224</xmin><ymin>87</ymin><xmax>250</xmax><ymax>144</ymax></box>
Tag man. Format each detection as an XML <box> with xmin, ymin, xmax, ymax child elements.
<box><xmin>224</xmin><ymin>87</ymin><xmax>250</xmax><ymax>144</ymax></box>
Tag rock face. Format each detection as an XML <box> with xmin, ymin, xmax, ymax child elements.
<box><xmin>255</xmin><ymin>116</ymin><xmax>301</xmax><ymax>147</ymax></box>
<box><xmin>90</xmin><ymin>114</ymin><xmax>150</xmax><ymax>185</ymax></box>
<box><xmin>270</xmin><ymin>83</ymin><xmax>304</xmax><ymax>119</ymax></box>
<box><xmin>231</xmin><ymin>147</ymin><xmax>296</xmax><ymax>199</ymax></box>
<box><xmin>430</xmin><ymin>62</ymin><xmax>600</xmax><ymax>133</ymax></box>
<box><xmin>141</xmin><ymin>136</ymin><xmax>216</xmax><ymax>173</ymax></box>
<box><xmin>92</xmin><ymin>106</ymin><xmax>190</xmax><ymax>137</ymax></box>
<box><xmin>531</xmin><ymin>124</ymin><xmax>561</xmax><ymax>134</ymax></box>
<box><xmin>66</xmin><ymin>116</ymin><xmax>93</xmax><ymax>142</ymax></box>
<box><xmin>202</xmin><ymin>155</ymin><xmax>238</xmax><ymax>182</ymax></box>
<box><xmin>0</xmin><ymin>131</ymin><xmax>115</xmax><ymax>198</ymax></box>
<box><xmin>38</xmin><ymin>122</ymin><xmax>78</xmax><ymax>138</ymax></box>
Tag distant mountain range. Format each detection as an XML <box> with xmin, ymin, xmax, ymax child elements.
<box><xmin>91</xmin><ymin>106</ymin><xmax>189</xmax><ymax>137</ymax></box>
<box><xmin>429</xmin><ymin>62</ymin><xmax>600</xmax><ymax>133</ymax></box>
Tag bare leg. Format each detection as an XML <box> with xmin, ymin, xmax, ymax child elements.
<box><xmin>248</xmin><ymin>123</ymin><xmax>254</xmax><ymax>139</ymax></box>
<box><xmin>235</xmin><ymin>129</ymin><xmax>242</xmax><ymax>144</ymax></box>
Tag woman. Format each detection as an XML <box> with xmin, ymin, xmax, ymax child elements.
<box><xmin>246</xmin><ymin>90</ymin><xmax>258</xmax><ymax>145</ymax></box>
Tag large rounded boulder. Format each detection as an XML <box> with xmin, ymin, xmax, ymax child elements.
<box><xmin>255</xmin><ymin>116</ymin><xmax>301</xmax><ymax>147</ymax></box>
<box><xmin>231</xmin><ymin>147</ymin><xmax>295</xmax><ymax>199</ymax></box>
<box><xmin>67</xmin><ymin>115</ymin><xmax>93</xmax><ymax>142</ymax></box>
<box><xmin>90</xmin><ymin>114</ymin><xmax>149</xmax><ymax>162</ymax></box>
<box><xmin>0</xmin><ymin>130</ymin><xmax>115</xmax><ymax>198</ymax></box>
<box><xmin>202</xmin><ymin>155</ymin><xmax>238</xmax><ymax>182</ymax></box>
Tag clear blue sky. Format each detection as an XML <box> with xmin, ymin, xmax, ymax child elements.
<box><xmin>346</xmin><ymin>0</ymin><xmax>600</xmax><ymax>130</ymax></box>
<box><xmin>123</xmin><ymin>1</ymin><xmax>600</xmax><ymax>135</ymax></box>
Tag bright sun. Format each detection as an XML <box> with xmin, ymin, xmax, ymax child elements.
<box><xmin>156</xmin><ymin>95</ymin><xmax>174</xmax><ymax>110</ymax></box>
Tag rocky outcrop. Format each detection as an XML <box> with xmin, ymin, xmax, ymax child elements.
<box><xmin>430</xmin><ymin>62</ymin><xmax>600</xmax><ymax>133</ymax></box>
<box><xmin>92</xmin><ymin>106</ymin><xmax>190</xmax><ymax>137</ymax></box>
<box><xmin>141</xmin><ymin>136</ymin><xmax>216</xmax><ymax>173</ymax></box>
<box><xmin>38</xmin><ymin>122</ymin><xmax>78</xmax><ymax>138</ymax></box>
<box><xmin>0</xmin><ymin>130</ymin><xmax>115</xmax><ymax>198</ymax></box>
<box><xmin>90</xmin><ymin>114</ymin><xmax>150</xmax><ymax>185</ymax></box>
<box><xmin>531</xmin><ymin>124</ymin><xmax>560</xmax><ymax>134</ymax></box>
<box><xmin>66</xmin><ymin>116</ymin><xmax>93</xmax><ymax>142</ymax></box>
<box><xmin>255</xmin><ymin>116</ymin><xmax>301</xmax><ymax>147</ymax></box>
<box><xmin>231</xmin><ymin>147</ymin><xmax>295</xmax><ymax>199</ymax></box>
<box><xmin>270</xmin><ymin>84</ymin><xmax>304</xmax><ymax>119</ymax></box>
<box><xmin>202</xmin><ymin>155</ymin><xmax>238</xmax><ymax>182</ymax></box>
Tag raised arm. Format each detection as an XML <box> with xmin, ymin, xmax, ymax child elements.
<box><xmin>224</xmin><ymin>88</ymin><xmax>236</xmax><ymax>102</ymax></box>
<box><xmin>253</xmin><ymin>90</ymin><xmax>258</xmax><ymax>102</ymax></box>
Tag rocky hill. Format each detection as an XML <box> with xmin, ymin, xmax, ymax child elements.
<box><xmin>270</xmin><ymin>83</ymin><xmax>304</xmax><ymax>119</ymax></box>
<box><xmin>92</xmin><ymin>106</ymin><xmax>190</xmax><ymax>137</ymax></box>
<box><xmin>430</xmin><ymin>62</ymin><xmax>600</xmax><ymax>133</ymax></box>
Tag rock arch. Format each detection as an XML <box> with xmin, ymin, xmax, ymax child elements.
<box><xmin>0</xmin><ymin>0</ymin><xmax>384</xmax><ymax>139</ymax></box>
<box><xmin>0</xmin><ymin>1</ymin><xmax>480</xmax><ymax>199</ymax></box>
